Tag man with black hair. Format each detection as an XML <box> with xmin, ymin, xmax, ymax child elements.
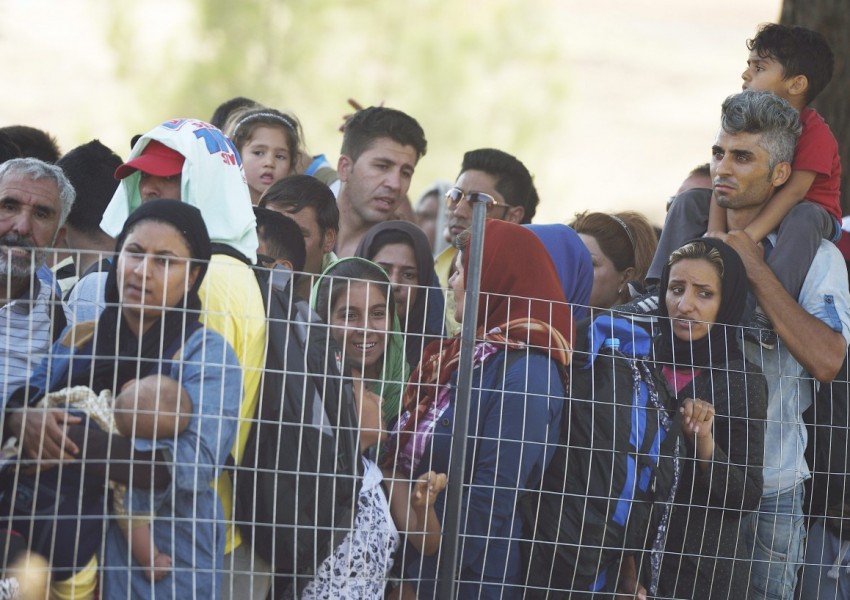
<box><xmin>253</xmin><ymin>207</ymin><xmax>306</xmax><ymax>273</ymax></box>
<box><xmin>0</xmin><ymin>125</ymin><xmax>61</xmax><ymax>163</ymax></box>
<box><xmin>335</xmin><ymin>106</ymin><xmax>427</xmax><ymax>257</ymax></box>
<box><xmin>446</xmin><ymin>148</ymin><xmax>538</xmax><ymax>241</ymax></box>
<box><xmin>58</xmin><ymin>140</ymin><xmax>123</xmax><ymax>321</ymax></box>
<box><xmin>58</xmin><ymin>140</ymin><xmax>122</xmax><ymax>273</ymax></box>
<box><xmin>0</xmin><ymin>132</ymin><xmax>21</xmax><ymax>165</ymax></box>
<box><xmin>259</xmin><ymin>174</ymin><xmax>339</xmax><ymax>298</ymax></box>
<box><xmin>435</xmin><ymin>147</ymin><xmax>540</xmax><ymax>334</ymax></box>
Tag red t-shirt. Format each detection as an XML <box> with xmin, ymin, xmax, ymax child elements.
<box><xmin>795</xmin><ymin>108</ymin><xmax>842</xmax><ymax>221</ymax></box>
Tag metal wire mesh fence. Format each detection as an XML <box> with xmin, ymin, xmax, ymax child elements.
<box><xmin>0</xmin><ymin>249</ymin><xmax>847</xmax><ymax>599</ymax></box>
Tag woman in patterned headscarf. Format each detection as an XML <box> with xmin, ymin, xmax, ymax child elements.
<box><xmin>386</xmin><ymin>219</ymin><xmax>575</xmax><ymax>600</ymax></box>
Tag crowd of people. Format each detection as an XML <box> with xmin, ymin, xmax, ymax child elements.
<box><xmin>0</xmin><ymin>21</ymin><xmax>847</xmax><ymax>600</ymax></box>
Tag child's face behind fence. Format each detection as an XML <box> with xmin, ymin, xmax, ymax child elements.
<box><xmin>330</xmin><ymin>281</ymin><xmax>390</xmax><ymax>378</ymax></box>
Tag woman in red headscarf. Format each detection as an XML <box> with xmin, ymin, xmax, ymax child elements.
<box><xmin>385</xmin><ymin>220</ymin><xmax>577</xmax><ymax>599</ymax></box>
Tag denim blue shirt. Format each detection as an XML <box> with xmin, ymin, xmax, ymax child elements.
<box><xmin>744</xmin><ymin>238</ymin><xmax>850</xmax><ymax>495</ymax></box>
<box><xmin>93</xmin><ymin>328</ymin><xmax>242</xmax><ymax>599</ymax></box>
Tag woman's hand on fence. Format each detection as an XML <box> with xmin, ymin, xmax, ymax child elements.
<box><xmin>680</xmin><ymin>398</ymin><xmax>714</xmax><ymax>440</ymax></box>
<box><xmin>680</xmin><ymin>397</ymin><xmax>716</xmax><ymax>465</ymax></box>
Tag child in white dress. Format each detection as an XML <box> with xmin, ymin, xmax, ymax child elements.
<box><xmin>299</xmin><ymin>380</ymin><xmax>446</xmax><ymax>599</ymax></box>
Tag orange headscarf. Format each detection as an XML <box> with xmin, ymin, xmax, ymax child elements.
<box><xmin>397</xmin><ymin>220</ymin><xmax>574</xmax><ymax>442</ymax></box>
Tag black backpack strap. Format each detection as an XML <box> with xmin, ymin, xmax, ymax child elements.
<box><xmin>50</xmin><ymin>291</ymin><xmax>67</xmax><ymax>343</ymax></box>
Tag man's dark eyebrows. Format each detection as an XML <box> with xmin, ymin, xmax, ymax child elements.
<box><xmin>730</xmin><ymin>149</ymin><xmax>756</xmax><ymax>160</ymax></box>
<box><xmin>34</xmin><ymin>202</ymin><xmax>57</xmax><ymax>213</ymax></box>
<box><xmin>711</xmin><ymin>145</ymin><xmax>724</xmax><ymax>154</ymax></box>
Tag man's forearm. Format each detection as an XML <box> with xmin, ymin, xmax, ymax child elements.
<box><xmin>748</xmin><ymin>257</ymin><xmax>844</xmax><ymax>383</ymax></box>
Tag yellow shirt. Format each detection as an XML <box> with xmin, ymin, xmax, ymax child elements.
<box><xmin>200</xmin><ymin>254</ymin><xmax>266</xmax><ymax>553</ymax></box>
<box><xmin>434</xmin><ymin>246</ymin><xmax>461</xmax><ymax>337</ymax></box>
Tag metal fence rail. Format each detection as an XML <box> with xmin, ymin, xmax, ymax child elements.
<box><xmin>0</xmin><ymin>251</ymin><xmax>846</xmax><ymax>599</ymax></box>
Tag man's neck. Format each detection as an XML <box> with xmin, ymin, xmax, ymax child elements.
<box><xmin>336</xmin><ymin>192</ymin><xmax>373</xmax><ymax>258</ymax></box>
<box><xmin>726</xmin><ymin>191</ymin><xmax>774</xmax><ymax>233</ymax></box>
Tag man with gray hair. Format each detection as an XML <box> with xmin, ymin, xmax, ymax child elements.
<box><xmin>0</xmin><ymin>157</ymin><xmax>75</xmax><ymax>400</ymax></box>
<box><xmin>647</xmin><ymin>90</ymin><xmax>803</xmax><ymax>286</ymax></box>
<box><xmin>709</xmin><ymin>91</ymin><xmax>850</xmax><ymax>600</ymax></box>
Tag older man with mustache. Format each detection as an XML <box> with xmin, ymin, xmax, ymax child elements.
<box><xmin>0</xmin><ymin>157</ymin><xmax>75</xmax><ymax>401</ymax></box>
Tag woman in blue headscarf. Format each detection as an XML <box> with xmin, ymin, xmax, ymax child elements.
<box><xmin>526</xmin><ymin>223</ymin><xmax>594</xmax><ymax>322</ymax></box>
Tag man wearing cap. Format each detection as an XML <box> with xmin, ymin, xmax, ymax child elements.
<box><xmin>99</xmin><ymin>119</ymin><xmax>270</xmax><ymax>598</ymax></box>
<box><xmin>114</xmin><ymin>140</ymin><xmax>184</xmax><ymax>200</ymax></box>
<box><xmin>0</xmin><ymin>157</ymin><xmax>75</xmax><ymax>400</ymax></box>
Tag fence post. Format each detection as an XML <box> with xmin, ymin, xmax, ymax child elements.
<box><xmin>436</xmin><ymin>198</ymin><xmax>491</xmax><ymax>598</ymax></box>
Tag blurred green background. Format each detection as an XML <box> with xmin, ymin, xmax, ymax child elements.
<box><xmin>1</xmin><ymin>0</ymin><xmax>781</xmax><ymax>225</ymax></box>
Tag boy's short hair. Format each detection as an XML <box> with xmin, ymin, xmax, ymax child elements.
<box><xmin>460</xmin><ymin>148</ymin><xmax>539</xmax><ymax>224</ymax></box>
<box><xmin>259</xmin><ymin>174</ymin><xmax>340</xmax><ymax>235</ymax></box>
<box><xmin>0</xmin><ymin>125</ymin><xmax>61</xmax><ymax>163</ymax></box>
<box><xmin>57</xmin><ymin>140</ymin><xmax>123</xmax><ymax>235</ymax></box>
<box><xmin>209</xmin><ymin>96</ymin><xmax>259</xmax><ymax>130</ymax></box>
<box><xmin>748</xmin><ymin>23</ymin><xmax>834</xmax><ymax>104</ymax></box>
<box><xmin>254</xmin><ymin>206</ymin><xmax>307</xmax><ymax>272</ymax></box>
<box><xmin>340</xmin><ymin>107</ymin><xmax>427</xmax><ymax>164</ymax></box>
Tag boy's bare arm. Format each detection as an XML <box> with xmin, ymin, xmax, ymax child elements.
<box><xmin>410</xmin><ymin>471</ymin><xmax>447</xmax><ymax>556</ymax></box>
<box><xmin>706</xmin><ymin>191</ymin><xmax>728</xmax><ymax>235</ymax></box>
<box><xmin>383</xmin><ymin>469</ymin><xmax>447</xmax><ymax>556</ymax></box>
<box><xmin>743</xmin><ymin>170</ymin><xmax>817</xmax><ymax>243</ymax></box>
<box><xmin>383</xmin><ymin>467</ymin><xmax>415</xmax><ymax>535</ymax></box>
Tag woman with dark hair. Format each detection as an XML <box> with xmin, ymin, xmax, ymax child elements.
<box><xmin>3</xmin><ymin>200</ymin><xmax>242</xmax><ymax>599</ymax></box>
<box><xmin>650</xmin><ymin>238</ymin><xmax>766</xmax><ymax>599</ymax></box>
<box><xmin>386</xmin><ymin>220</ymin><xmax>576</xmax><ymax>599</ymax></box>
<box><xmin>311</xmin><ymin>257</ymin><xmax>444</xmax><ymax>598</ymax></box>
<box><xmin>571</xmin><ymin>211</ymin><xmax>657</xmax><ymax>309</ymax></box>
<box><xmin>355</xmin><ymin>220</ymin><xmax>445</xmax><ymax>370</ymax></box>
<box><xmin>312</xmin><ymin>257</ymin><xmax>408</xmax><ymax>425</ymax></box>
